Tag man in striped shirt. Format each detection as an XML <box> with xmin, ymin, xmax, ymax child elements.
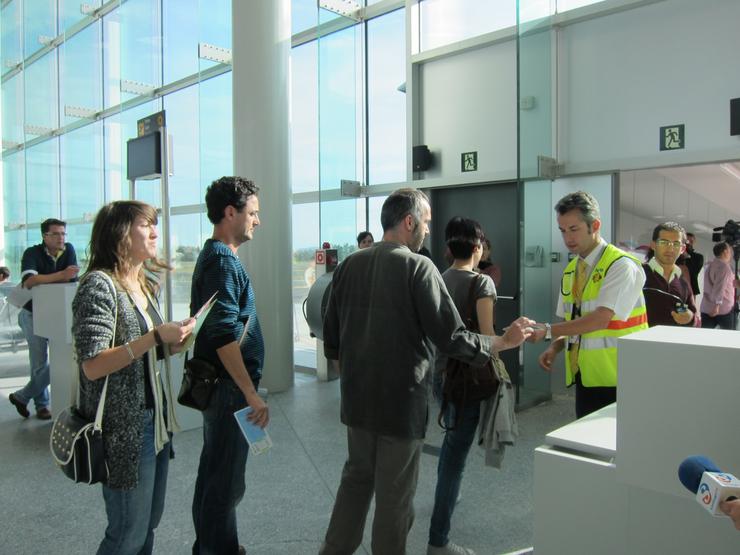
<box><xmin>190</xmin><ymin>176</ymin><xmax>267</xmax><ymax>555</ymax></box>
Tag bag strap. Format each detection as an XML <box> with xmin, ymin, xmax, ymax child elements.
<box><xmin>76</xmin><ymin>271</ymin><xmax>119</xmax><ymax>431</ymax></box>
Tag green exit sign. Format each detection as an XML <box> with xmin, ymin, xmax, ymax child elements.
<box><xmin>660</xmin><ymin>124</ymin><xmax>685</xmax><ymax>151</ymax></box>
<box><xmin>461</xmin><ymin>151</ymin><xmax>478</xmax><ymax>172</ymax></box>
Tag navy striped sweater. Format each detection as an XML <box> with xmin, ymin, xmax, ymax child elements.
<box><xmin>190</xmin><ymin>239</ymin><xmax>264</xmax><ymax>380</ymax></box>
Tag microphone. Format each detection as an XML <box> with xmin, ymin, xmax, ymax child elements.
<box><xmin>678</xmin><ymin>456</ymin><xmax>740</xmax><ymax>516</ymax></box>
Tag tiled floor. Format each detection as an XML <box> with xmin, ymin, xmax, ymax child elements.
<box><xmin>0</xmin><ymin>371</ymin><xmax>574</xmax><ymax>554</ymax></box>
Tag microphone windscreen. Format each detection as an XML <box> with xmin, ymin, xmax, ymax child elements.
<box><xmin>678</xmin><ymin>455</ymin><xmax>722</xmax><ymax>493</ymax></box>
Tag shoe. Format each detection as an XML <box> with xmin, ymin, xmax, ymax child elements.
<box><xmin>36</xmin><ymin>407</ymin><xmax>52</xmax><ymax>420</ymax></box>
<box><xmin>427</xmin><ymin>542</ymin><xmax>477</xmax><ymax>555</ymax></box>
<box><xmin>9</xmin><ymin>394</ymin><xmax>29</xmax><ymax>418</ymax></box>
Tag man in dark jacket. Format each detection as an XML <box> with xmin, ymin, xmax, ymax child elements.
<box><xmin>319</xmin><ymin>188</ymin><xmax>534</xmax><ymax>555</ymax></box>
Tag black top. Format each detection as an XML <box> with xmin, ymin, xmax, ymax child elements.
<box><xmin>20</xmin><ymin>242</ymin><xmax>78</xmax><ymax>312</ymax></box>
<box><xmin>134</xmin><ymin>300</ymin><xmax>164</xmax><ymax>409</ymax></box>
<box><xmin>683</xmin><ymin>247</ymin><xmax>704</xmax><ymax>294</ymax></box>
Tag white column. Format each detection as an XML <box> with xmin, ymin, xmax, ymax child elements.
<box><xmin>232</xmin><ymin>0</ymin><xmax>293</xmax><ymax>393</ymax></box>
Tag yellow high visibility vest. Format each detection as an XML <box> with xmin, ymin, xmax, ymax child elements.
<box><xmin>560</xmin><ymin>244</ymin><xmax>648</xmax><ymax>387</ymax></box>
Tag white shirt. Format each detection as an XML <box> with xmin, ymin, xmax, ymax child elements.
<box><xmin>647</xmin><ymin>257</ymin><xmax>682</xmax><ymax>283</ymax></box>
<box><xmin>556</xmin><ymin>238</ymin><xmax>646</xmax><ymax>321</ymax></box>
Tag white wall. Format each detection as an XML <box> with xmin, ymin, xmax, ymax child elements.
<box><xmin>413</xmin><ymin>0</ymin><xmax>740</xmax><ymax>184</ymax></box>
<box><xmin>418</xmin><ymin>40</ymin><xmax>517</xmax><ymax>181</ymax></box>
<box><xmin>560</xmin><ymin>0</ymin><xmax>740</xmax><ymax>173</ymax></box>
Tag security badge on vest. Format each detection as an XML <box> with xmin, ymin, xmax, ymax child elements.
<box><xmin>560</xmin><ymin>244</ymin><xmax>648</xmax><ymax>388</ymax></box>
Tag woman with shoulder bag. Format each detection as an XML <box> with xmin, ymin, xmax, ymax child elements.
<box><xmin>71</xmin><ymin>201</ymin><xmax>195</xmax><ymax>555</ymax></box>
<box><xmin>427</xmin><ymin>217</ymin><xmax>498</xmax><ymax>555</ymax></box>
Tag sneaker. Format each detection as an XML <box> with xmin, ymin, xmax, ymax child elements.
<box><xmin>9</xmin><ymin>393</ymin><xmax>30</xmax><ymax>418</ymax></box>
<box><xmin>427</xmin><ymin>542</ymin><xmax>477</xmax><ymax>555</ymax></box>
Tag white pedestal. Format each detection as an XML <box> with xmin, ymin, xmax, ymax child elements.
<box><xmin>32</xmin><ymin>283</ymin><xmax>77</xmax><ymax>413</ymax></box>
<box><xmin>534</xmin><ymin>327</ymin><xmax>740</xmax><ymax>555</ymax></box>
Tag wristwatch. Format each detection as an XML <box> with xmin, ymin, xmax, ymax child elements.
<box><xmin>544</xmin><ymin>322</ymin><xmax>552</xmax><ymax>342</ymax></box>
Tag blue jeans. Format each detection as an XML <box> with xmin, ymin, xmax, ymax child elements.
<box><xmin>98</xmin><ymin>411</ymin><xmax>171</xmax><ymax>555</ymax></box>
<box><xmin>14</xmin><ymin>308</ymin><xmax>49</xmax><ymax>409</ymax></box>
<box><xmin>429</xmin><ymin>400</ymin><xmax>481</xmax><ymax>548</ymax></box>
<box><xmin>192</xmin><ymin>378</ymin><xmax>252</xmax><ymax>555</ymax></box>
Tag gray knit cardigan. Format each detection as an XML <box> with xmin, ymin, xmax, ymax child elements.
<box><xmin>71</xmin><ymin>271</ymin><xmax>159</xmax><ymax>490</ymax></box>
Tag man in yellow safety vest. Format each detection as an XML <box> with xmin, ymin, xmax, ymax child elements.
<box><xmin>530</xmin><ymin>191</ymin><xmax>648</xmax><ymax>418</ymax></box>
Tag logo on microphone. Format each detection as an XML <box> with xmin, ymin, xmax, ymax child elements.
<box><xmin>699</xmin><ymin>483</ymin><xmax>712</xmax><ymax>505</ymax></box>
<box><xmin>716</xmin><ymin>473</ymin><xmax>734</xmax><ymax>484</ymax></box>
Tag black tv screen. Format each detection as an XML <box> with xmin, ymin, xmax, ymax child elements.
<box><xmin>126</xmin><ymin>131</ymin><xmax>161</xmax><ymax>180</ymax></box>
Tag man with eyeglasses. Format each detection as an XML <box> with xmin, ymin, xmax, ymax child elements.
<box><xmin>9</xmin><ymin>218</ymin><xmax>79</xmax><ymax>420</ymax></box>
<box><xmin>641</xmin><ymin>222</ymin><xmax>697</xmax><ymax>328</ymax></box>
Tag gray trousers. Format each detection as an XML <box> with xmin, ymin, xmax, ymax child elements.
<box><xmin>320</xmin><ymin>426</ymin><xmax>424</xmax><ymax>555</ymax></box>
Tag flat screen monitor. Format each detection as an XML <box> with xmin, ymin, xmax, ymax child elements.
<box><xmin>126</xmin><ymin>131</ymin><xmax>161</xmax><ymax>180</ymax></box>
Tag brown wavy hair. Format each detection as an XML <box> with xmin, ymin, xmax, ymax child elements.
<box><xmin>84</xmin><ymin>201</ymin><xmax>170</xmax><ymax>295</ymax></box>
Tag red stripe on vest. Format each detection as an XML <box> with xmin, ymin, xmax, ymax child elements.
<box><xmin>606</xmin><ymin>313</ymin><xmax>647</xmax><ymax>330</ymax></box>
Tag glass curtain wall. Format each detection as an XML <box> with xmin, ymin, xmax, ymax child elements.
<box><xmin>289</xmin><ymin>3</ymin><xmax>405</xmax><ymax>369</ymax></box>
<box><xmin>0</xmin><ymin>0</ymin><xmax>234</xmax><ymax>323</ymax></box>
<box><xmin>518</xmin><ymin>0</ymin><xmax>556</xmax><ymax>405</ymax></box>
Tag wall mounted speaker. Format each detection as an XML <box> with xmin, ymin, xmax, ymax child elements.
<box><xmin>731</xmin><ymin>98</ymin><xmax>740</xmax><ymax>136</ymax></box>
<box><xmin>413</xmin><ymin>145</ymin><xmax>432</xmax><ymax>171</ymax></box>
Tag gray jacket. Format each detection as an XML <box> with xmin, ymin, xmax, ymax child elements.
<box><xmin>72</xmin><ymin>271</ymin><xmax>165</xmax><ymax>490</ymax></box>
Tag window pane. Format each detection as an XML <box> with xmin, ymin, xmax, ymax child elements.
<box><xmin>367</xmin><ymin>10</ymin><xmax>406</xmax><ymax>185</ymax></box>
<box><xmin>25</xmin><ymin>139</ymin><xmax>60</xmax><ymax>224</ymax></box>
<box><xmin>60</xmin><ymin>122</ymin><xmax>104</xmax><ymax>220</ymax></box>
<box><xmin>557</xmin><ymin>0</ymin><xmax>607</xmax><ymax>13</ymax></box>
<box><xmin>59</xmin><ymin>0</ymin><xmax>100</xmax><ymax>32</ymax></box>
<box><xmin>292</xmin><ymin>202</ymin><xmax>319</xmax><ymax>368</ymax></box>
<box><xmin>164</xmin><ymin>84</ymin><xmax>201</xmax><ymax>207</ymax></box>
<box><xmin>171</xmin><ymin>213</ymin><xmax>204</xmax><ymax>321</ymax></box>
<box><xmin>104</xmin><ymin>100</ymin><xmax>160</xmax><ymax>201</ymax></box>
<box><xmin>60</xmin><ymin>23</ymin><xmax>103</xmax><ymax>126</ymax></box>
<box><xmin>119</xmin><ymin>0</ymin><xmax>162</xmax><ymax>103</ymax></box>
<box><xmin>197</xmin><ymin>0</ymin><xmax>231</xmax><ymax>73</ymax></box>
<box><xmin>163</xmin><ymin>0</ymin><xmax>199</xmax><ymax>83</ymax></box>
<box><xmin>3</xmin><ymin>151</ymin><xmax>26</xmax><ymax>227</ymax></box>
<box><xmin>2</xmin><ymin>73</ymin><xmax>24</xmax><ymax>147</ymax></box>
<box><xmin>1</xmin><ymin>1</ymin><xmax>22</xmax><ymax>69</ymax></box>
<box><xmin>4</xmin><ymin>230</ymin><xmax>27</xmax><ymax>279</ymax></box>
<box><xmin>292</xmin><ymin>0</ymin><xmax>317</xmax><ymax>35</ymax></box>
<box><xmin>290</xmin><ymin>41</ymin><xmax>319</xmax><ymax>193</ymax></box>
<box><xmin>65</xmin><ymin>223</ymin><xmax>93</xmax><ymax>269</ymax></box>
<box><xmin>23</xmin><ymin>0</ymin><xmax>56</xmax><ymax>58</ymax></box>
<box><xmin>420</xmin><ymin>0</ymin><xmax>515</xmax><ymax>51</ymax></box>
<box><xmin>103</xmin><ymin>8</ymin><xmax>122</xmax><ymax>108</ymax></box>
<box><xmin>368</xmin><ymin>196</ymin><xmax>386</xmax><ymax>243</ymax></box>
<box><xmin>199</xmin><ymin>72</ymin><xmax>233</xmax><ymax>191</ymax></box>
<box><xmin>24</xmin><ymin>51</ymin><xmax>58</xmax><ymax>140</ymax></box>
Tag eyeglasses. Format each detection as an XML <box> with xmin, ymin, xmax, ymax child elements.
<box><xmin>655</xmin><ymin>239</ymin><xmax>682</xmax><ymax>249</ymax></box>
<box><xmin>44</xmin><ymin>232</ymin><xmax>67</xmax><ymax>238</ymax></box>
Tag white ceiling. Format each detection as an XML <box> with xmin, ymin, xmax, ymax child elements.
<box><xmin>620</xmin><ymin>162</ymin><xmax>740</xmax><ymax>237</ymax></box>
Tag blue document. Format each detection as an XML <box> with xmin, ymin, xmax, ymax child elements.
<box><xmin>233</xmin><ymin>406</ymin><xmax>272</xmax><ymax>455</ymax></box>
